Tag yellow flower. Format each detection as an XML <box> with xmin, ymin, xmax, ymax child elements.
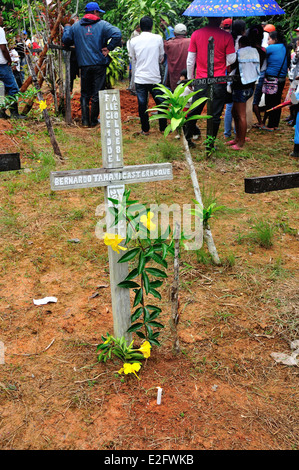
<box><xmin>140</xmin><ymin>211</ymin><xmax>156</xmax><ymax>231</ymax></box>
<box><xmin>118</xmin><ymin>362</ymin><xmax>141</xmax><ymax>380</ymax></box>
<box><xmin>103</xmin><ymin>233</ymin><xmax>127</xmax><ymax>254</ymax></box>
<box><xmin>138</xmin><ymin>341</ymin><xmax>151</xmax><ymax>358</ymax></box>
<box><xmin>39</xmin><ymin>100</ymin><xmax>47</xmax><ymax>111</ymax></box>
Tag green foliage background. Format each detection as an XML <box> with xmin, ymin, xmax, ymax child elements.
<box><xmin>0</xmin><ymin>0</ymin><xmax>298</xmax><ymax>44</ymax></box>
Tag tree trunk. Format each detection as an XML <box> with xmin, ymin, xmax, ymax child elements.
<box><xmin>26</xmin><ymin>54</ymin><xmax>64</xmax><ymax>163</ymax></box>
<box><xmin>20</xmin><ymin>0</ymin><xmax>71</xmax><ymax>94</ymax></box>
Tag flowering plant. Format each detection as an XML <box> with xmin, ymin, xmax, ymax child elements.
<box><xmin>101</xmin><ymin>188</ymin><xmax>180</xmax><ymax>346</ymax></box>
<box><xmin>97</xmin><ymin>334</ymin><xmax>152</xmax><ymax>380</ymax></box>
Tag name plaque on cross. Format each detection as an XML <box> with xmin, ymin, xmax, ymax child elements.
<box><xmin>50</xmin><ymin>89</ymin><xmax>173</xmax><ymax>342</ymax></box>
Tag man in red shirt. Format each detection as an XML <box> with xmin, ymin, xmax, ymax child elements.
<box><xmin>164</xmin><ymin>23</ymin><xmax>190</xmax><ymax>92</ymax></box>
<box><xmin>185</xmin><ymin>17</ymin><xmax>236</xmax><ymax>149</ymax></box>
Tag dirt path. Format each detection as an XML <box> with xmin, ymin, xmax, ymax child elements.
<box><xmin>0</xmin><ymin>87</ymin><xmax>298</xmax><ymax>450</ymax></box>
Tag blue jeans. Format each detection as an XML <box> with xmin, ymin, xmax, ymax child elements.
<box><xmin>232</xmin><ymin>87</ymin><xmax>254</xmax><ymax>103</ymax></box>
<box><xmin>0</xmin><ymin>64</ymin><xmax>19</xmax><ymax>96</ymax></box>
<box><xmin>135</xmin><ymin>83</ymin><xmax>167</xmax><ymax>133</ymax></box>
<box><xmin>224</xmin><ymin>102</ymin><xmax>233</xmax><ymax>137</ymax></box>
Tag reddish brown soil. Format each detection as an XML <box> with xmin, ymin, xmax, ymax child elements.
<box><xmin>70</xmin><ymin>89</ymin><xmax>156</xmax><ymax>122</ymax></box>
<box><xmin>0</xmin><ymin>87</ymin><xmax>298</xmax><ymax>451</ymax></box>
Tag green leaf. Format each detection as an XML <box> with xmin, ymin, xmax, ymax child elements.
<box><xmin>146</xmin><ymin>267</ymin><xmax>168</xmax><ymax>278</ymax></box>
<box><xmin>147</xmin><ymin>321</ymin><xmax>164</xmax><ymax>328</ymax></box>
<box><xmin>144</xmin><ymin>306</ymin><xmax>150</xmax><ymax>322</ymax></box>
<box><xmin>149</xmin><ymin>287</ymin><xmax>161</xmax><ymax>300</ymax></box>
<box><xmin>136</xmin><ymin>331</ymin><xmax>146</xmax><ymax>339</ymax></box>
<box><xmin>146</xmin><ymin>305</ymin><xmax>162</xmax><ymax>313</ymax></box>
<box><xmin>170</xmin><ymin>117</ymin><xmax>183</xmax><ymax>132</ymax></box>
<box><xmin>124</xmin><ymin>268</ymin><xmax>139</xmax><ymax>281</ymax></box>
<box><xmin>149</xmin><ymin>311</ymin><xmax>160</xmax><ymax>321</ymax></box>
<box><xmin>150</xmin><ymin>252</ymin><xmax>168</xmax><ymax>268</ymax></box>
<box><xmin>131</xmin><ymin>306</ymin><xmax>143</xmax><ymax>322</ymax></box>
<box><xmin>133</xmin><ymin>288</ymin><xmax>143</xmax><ymax>307</ymax></box>
<box><xmin>150</xmin><ymin>280</ymin><xmax>163</xmax><ymax>289</ymax></box>
<box><xmin>127</xmin><ymin>322</ymin><xmax>143</xmax><ymax>333</ymax></box>
<box><xmin>108</xmin><ymin>197</ymin><xmax>120</xmax><ymax>205</ymax></box>
<box><xmin>138</xmin><ymin>252</ymin><xmax>147</xmax><ymax>275</ymax></box>
<box><xmin>142</xmin><ymin>271</ymin><xmax>150</xmax><ymax>295</ymax></box>
<box><xmin>118</xmin><ymin>247</ymin><xmax>140</xmax><ymax>263</ymax></box>
<box><xmin>118</xmin><ymin>280</ymin><xmax>140</xmax><ymax>289</ymax></box>
<box><xmin>148</xmin><ymin>338</ymin><xmax>161</xmax><ymax>346</ymax></box>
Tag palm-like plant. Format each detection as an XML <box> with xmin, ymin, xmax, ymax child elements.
<box><xmin>148</xmin><ymin>82</ymin><xmax>221</xmax><ymax>265</ymax></box>
<box><xmin>148</xmin><ymin>80</ymin><xmax>208</xmax><ymax>137</ymax></box>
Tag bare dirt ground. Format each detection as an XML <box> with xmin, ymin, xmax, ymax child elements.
<box><xmin>0</xmin><ymin>84</ymin><xmax>298</xmax><ymax>450</ymax></box>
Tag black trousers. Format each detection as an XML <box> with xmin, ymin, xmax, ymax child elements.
<box><xmin>80</xmin><ymin>65</ymin><xmax>107</xmax><ymax>105</ymax></box>
<box><xmin>135</xmin><ymin>83</ymin><xmax>167</xmax><ymax>133</ymax></box>
<box><xmin>264</xmin><ymin>80</ymin><xmax>285</xmax><ymax>129</ymax></box>
<box><xmin>184</xmin><ymin>82</ymin><xmax>227</xmax><ymax>141</ymax></box>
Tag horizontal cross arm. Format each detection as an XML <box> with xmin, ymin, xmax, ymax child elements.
<box><xmin>50</xmin><ymin>163</ymin><xmax>173</xmax><ymax>191</ymax></box>
<box><xmin>245</xmin><ymin>172</ymin><xmax>299</xmax><ymax>194</ymax></box>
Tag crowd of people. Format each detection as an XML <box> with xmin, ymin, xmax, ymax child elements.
<box><xmin>0</xmin><ymin>14</ymin><xmax>42</xmax><ymax>119</ymax></box>
<box><xmin>1</xmin><ymin>2</ymin><xmax>299</xmax><ymax>158</ymax></box>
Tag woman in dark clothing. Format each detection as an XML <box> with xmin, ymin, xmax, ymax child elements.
<box><xmin>262</xmin><ymin>31</ymin><xmax>290</xmax><ymax>131</ymax></box>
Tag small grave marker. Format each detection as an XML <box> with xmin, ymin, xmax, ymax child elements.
<box><xmin>0</xmin><ymin>153</ymin><xmax>21</xmax><ymax>172</ymax></box>
<box><xmin>50</xmin><ymin>89</ymin><xmax>173</xmax><ymax>341</ymax></box>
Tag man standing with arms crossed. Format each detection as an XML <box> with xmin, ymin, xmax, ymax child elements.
<box><xmin>130</xmin><ymin>16</ymin><xmax>167</xmax><ymax>135</ymax></box>
<box><xmin>185</xmin><ymin>17</ymin><xmax>236</xmax><ymax>150</ymax></box>
<box><xmin>62</xmin><ymin>2</ymin><xmax>121</xmax><ymax>128</ymax></box>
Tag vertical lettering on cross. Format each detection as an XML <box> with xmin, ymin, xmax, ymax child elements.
<box><xmin>207</xmin><ymin>37</ymin><xmax>214</xmax><ymax>141</ymax></box>
<box><xmin>99</xmin><ymin>89</ymin><xmax>131</xmax><ymax>342</ymax></box>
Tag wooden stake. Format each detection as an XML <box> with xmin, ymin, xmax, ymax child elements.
<box><xmin>170</xmin><ymin>222</ymin><xmax>180</xmax><ymax>354</ymax></box>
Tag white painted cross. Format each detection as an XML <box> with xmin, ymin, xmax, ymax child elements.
<box><xmin>50</xmin><ymin>89</ymin><xmax>173</xmax><ymax>342</ymax></box>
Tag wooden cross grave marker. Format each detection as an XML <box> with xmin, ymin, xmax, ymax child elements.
<box><xmin>192</xmin><ymin>37</ymin><xmax>238</xmax><ymax>155</ymax></box>
<box><xmin>50</xmin><ymin>89</ymin><xmax>173</xmax><ymax>342</ymax></box>
<box><xmin>0</xmin><ymin>80</ymin><xmax>21</xmax><ymax>172</ymax></box>
<box><xmin>245</xmin><ymin>172</ymin><xmax>299</xmax><ymax>194</ymax></box>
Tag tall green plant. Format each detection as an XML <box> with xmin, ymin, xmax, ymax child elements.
<box><xmin>102</xmin><ymin>188</ymin><xmax>179</xmax><ymax>346</ymax></box>
<box><xmin>148</xmin><ymin>82</ymin><xmax>221</xmax><ymax>265</ymax></box>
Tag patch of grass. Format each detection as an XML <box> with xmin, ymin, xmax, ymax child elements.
<box><xmin>67</xmin><ymin>209</ymin><xmax>85</xmax><ymax>221</ymax></box>
<box><xmin>147</xmin><ymin>139</ymin><xmax>183</xmax><ymax>163</ymax></box>
<box><xmin>237</xmin><ymin>219</ymin><xmax>277</xmax><ymax>248</ymax></box>
<box><xmin>249</xmin><ymin>220</ymin><xmax>276</xmax><ymax>248</ymax></box>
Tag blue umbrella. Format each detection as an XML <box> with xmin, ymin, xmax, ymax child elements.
<box><xmin>183</xmin><ymin>0</ymin><xmax>285</xmax><ymax>17</ymax></box>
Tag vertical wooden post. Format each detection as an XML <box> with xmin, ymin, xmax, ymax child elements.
<box><xmin>64</xmin><ymin>50</ymin><xmax>72</xmax><ymax>124</ymax></box>
<box><xmin>170</xmin><ymin>222</ymin><xmax>180</xmax><ymax>354</ymax></box>
<box><xmin>99</xmin><ymin>89</ymin><xmax>132</xmax><ymax>343</ymax></box>
<box><xmin>206</xmin><ymin>37</ymin><xmax>214</xmax><ymax>156</ymax></box>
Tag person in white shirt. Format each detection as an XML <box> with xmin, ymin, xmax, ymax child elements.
<box><xmin>130</xmin><ymin>16</ymin><xmax>167</xmax><ymax>135</ymax></box>
<box><xmin>0</xmin><ymin>13</ymin><xmax>24</xmax><ymax>119</ymax></box>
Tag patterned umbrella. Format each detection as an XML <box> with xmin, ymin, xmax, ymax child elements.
<box><xmin>182</xmin><ymin>0</ymin><xmax>285</xmax><ymax>17</ymax></box>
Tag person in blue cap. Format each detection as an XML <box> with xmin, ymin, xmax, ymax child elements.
<box><xmin>62</xmin><ymin>2</ymin><xmax>121</xmax><ymax>127</ymax></box>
